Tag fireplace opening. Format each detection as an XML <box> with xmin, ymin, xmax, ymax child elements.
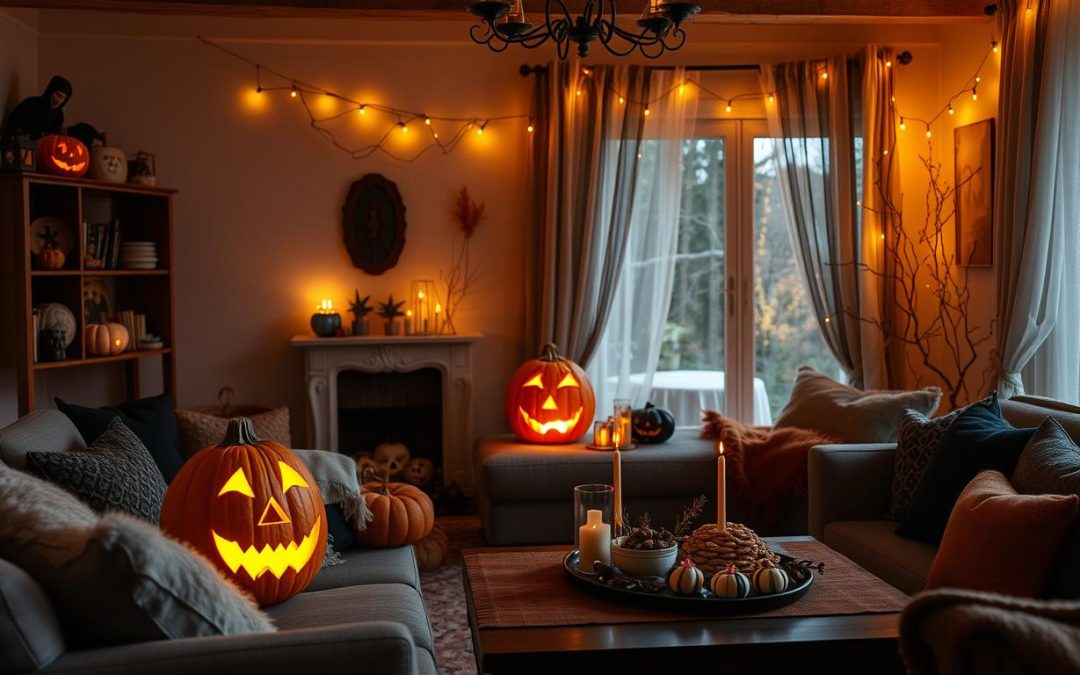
<box><xmin>337</xmin><ymin>368</ymin><xmax>458</xmax><ymax>507</ymax></box>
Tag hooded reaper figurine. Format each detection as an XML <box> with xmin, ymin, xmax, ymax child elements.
<box><xmin>2</xmin><ymin>76</ymin><xmax>73</xmax><ymax>139</ymax></box>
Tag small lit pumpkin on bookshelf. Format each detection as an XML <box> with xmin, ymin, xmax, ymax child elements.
<box><xmin>85</xmin><ymin>322</ymin><xmax>129</xmax><ymax>355</ymax></box>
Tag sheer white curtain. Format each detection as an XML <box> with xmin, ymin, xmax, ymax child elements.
<box><xmin>589</xmin><ymin>68</ymin><xmax>699</xmax><ymax>418</ymax></box>
<box><xmin>994</xmin><ymin>0</ymin><xmax>1080</xmax><ymax>400</ymax></box>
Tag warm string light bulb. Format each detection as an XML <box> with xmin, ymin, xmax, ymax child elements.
<box><xmin>767</xmin><ymin>94</ymin><xmax>775</xmax><ymax>104</ymax></box>
<box><xmin>820</xmin><ymin>70</ymin><xmax>828</xmax><ymax>81</ymax></box>
<box><xmin>527</xmin><ymin>123</ymin><xmax>534</xmax><ymax>134</ymax></box>
<box><xmin>678</xmin><ymin>82</ymin><xmax>686</xmax><ymax>95</ymax></box>
<box><xmin>576</xmin><ymin>88</ymin><xmax>583</xmax><ymax>97</ymax></box>
<box><xmin>899</xmin><ymin>116</ymin><xmax>907</xmax><ymax>131</ymax></box>
<box><xmin>424</xmin><ymin>116</ymin><xmax>432</xmax><ymax>126</ymax></box>
<box><xmin>948</xmin><ymin>102</ymin><xmax>955</xmax><ymax>115</ymax></box>
<box><xmin>618</xmin><ymin>95</ymin><xmax>626</xmax><ymax>105</ymax></box>
<box><xmin>972</xmin><ymin>86</ymin><xmax>978</xmax><ymax>102</ymax></box>
<box><xmin>358</xmin><ymin>105</ymin><xmax>366</xmax><ymax>115</ymax></box>
<box><xmin>290</xmin><ymin>85</ymin><xmax>298</xmax><ymax>98</ymax></box>
<box><xmin>885</xmin><ymin>59</ymin><xmax>893</xmax><ymax>68</ymax></box>
<box><xmin>992</xmin><ymin>40</ymin><xmax>999</xmax><ymax>54</ymax></box>
<box><xmin>399</xmin><ymin>121</ymin><xmax>408</xmax><ymax>134</ymax></box>
<box><xmin>476</xmin><ymin>122</ymin><xmax>487</xmax><ymax>136</ymax></box>
<box><xmin>644</xmin><ymin>106</ymin><xmax>651</xmax><ymax>116</ymax></box>
<box><xmin>925</xmin><ymin>126</ymin><xmax>932</xmax><ymax>139</ymax></box>
<box><xmin>725</xmin><ymin>100</ymin><xmax>733</xmax><ymax>113</ymax></box>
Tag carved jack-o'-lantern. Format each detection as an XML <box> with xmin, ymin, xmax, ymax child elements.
<box><xmin>373</xmin><ymin>442</ymin><xmax>410</xmax><ymax>477</ymax></box>
<box><xmin>161</xmin><ymin>418</ymin><xmax>327</xmax><ymax>607</ymax></box>
<box><xmin>631</xmin><ymin>402</ymin><xmax>676</xmax><ymax>444</ymax></box>
<box><xmin>403</xmin><ymin>457</ymin><xmax>435</xmax><ymax>486</ymax></box>
<box><xmin>36</xmin><ymin>134</ymin><xmax>89</xmax><ymax>177</ymax></box>
<box><xmin>506</xmin><ymin>343</ymin><xmax>595</xmax><ymax>444</ymax></box>
<box><xmin>90</xmin><ymin>145</ymin><xmax>128</xmax><ymax>183</ymax></box>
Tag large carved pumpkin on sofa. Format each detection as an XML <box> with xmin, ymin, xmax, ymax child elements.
<box><xmin>506</xmin><ymin>343</ymin><xmax>595</xmax><ymax>444</ymax></box>
<box><xmin>160</xmin><ymin>418</ymin><xmax>326</xmax><ymax>607</ymax></box>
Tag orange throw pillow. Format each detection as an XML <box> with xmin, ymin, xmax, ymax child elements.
<box><xmin>926</xmin><ymin>470</ymin><xmax>1078</xmax><ymax>597</ymax></box>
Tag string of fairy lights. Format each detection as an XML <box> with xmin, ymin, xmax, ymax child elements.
<box><xmin>198</xmin><ymin>36</ymin><xmax>529</xmax><ymax>162</ymax></box>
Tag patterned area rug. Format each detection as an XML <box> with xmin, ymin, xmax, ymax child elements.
<box><xmin>420</xmin><ymin>516</ymin><xmax>486</xmax><ymax>674</ymax></box>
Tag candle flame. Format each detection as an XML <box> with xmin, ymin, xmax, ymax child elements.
<box><xmin>718</xmin><ymin>441</ymin><xmax>725</xmax><ymax>456</ymax></box>
<box><xmin>406</xmin><ymin>310</ymin><xmax>413</xmax><ymax>317</ymax></box>
<box><xmin>434</xmin><ymin>303</ymin><xmax>442</xmax><ymax>314</ymax></box>
<box><xmin>317</xmin><ymin>298</ymin><xmax>333</xmax><ymax>313</ymax></box>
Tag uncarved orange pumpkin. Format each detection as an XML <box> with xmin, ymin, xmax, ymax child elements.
<box><xmin>160</xmin><ymin>418</ymin><xmax>327</xmax><ymax>607</ymax></box>
<box><xmin>36</xmin><ymin>134</ymin><xmax>89</xmax><ymax>177</ymax></box>
<box><xmin>506</xmin><ymin>342</ymin><xmax>595</xmax><ymax>444</ymax></box>
<box><xmin>85</xmin><ymin>322</ymin><xmax>129</xmax><ymax>356</ymax></box>
<box><xmin>356</xmin><ymin>481</ymin><xmax>434</xmax><ymax>547</ymax></box>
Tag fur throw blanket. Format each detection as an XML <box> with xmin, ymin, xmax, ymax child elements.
<box><xmin>901</xmin><ymin>588</ymin><xmax>1080</xmax><ymax>675</ymax></box>
<box><xmin>700</xmin><ymin>411</ymin><xmax>839</xmax><ymax>533</ymax></box>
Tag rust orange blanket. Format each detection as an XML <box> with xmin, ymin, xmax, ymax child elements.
<box><xmin>701</xmin><ymin>411</ymin><xmax>839</xmax><ymax>533</ymax></box>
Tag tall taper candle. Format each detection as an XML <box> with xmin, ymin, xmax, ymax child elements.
<box><xmin>613</xmin><ymin>448</ymin><xmax>623</xmax><ymax>534</ymax></box>
<box><xmin>717</xmin><ymin>441</ymin><xmax>727</xmax><ymax>531</ymax></box>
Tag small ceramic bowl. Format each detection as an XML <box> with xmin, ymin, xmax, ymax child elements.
<box><xmin>610</xmin><ymin>536</ymin><xmax>678</xmax><ymax>577</ymax></box>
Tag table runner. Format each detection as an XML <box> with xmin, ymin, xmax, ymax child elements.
<box><xmin>466</xmin><ymin>541</ymin><xmax>909</xmax><ymax>629</ymax></box>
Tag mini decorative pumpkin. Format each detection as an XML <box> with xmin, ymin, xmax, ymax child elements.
<box><xmin>667</xmin><ymin>558</ymin><xmax>706</xmax><ymax>595</ymax></box>
<box><xmin>751</xmin><ymin>559</ymin><xmax>790</xmax><ymax>595</ymax></box>
<box><xmin>403</xmin><ymin>457</ymin><xmax>435</xmax><ymax>486</ymax></box>
<box><xmin>506</xmin><ymin>343</ymin><xmax>596</xmax><ymax>444</ymax></box>
<box><xmin>36</xmin><ymin>134</ymin><xmax>88</xmax><ymax>177</ymax></box>
<box><xmin>709</xmin><ymin>563</ymin><xmax>751</xmax><ymax>599</ymax></box>
<box><xmin>373</xmin><ymin>442</ymin><xmax>410</xmax><ymax>477</ymax></box>
<box><xmin>85</xmin><ymin>322</ymin><xmax>129</xmax><ymax>356</ymax></box>
<box><xmin>413</xmin><ymin>524</ymin><xmax>448</xmax><ymax>571</ymax></box>
<box><xmin>631</xmin><ymin>402</ymin><xmax>676</xmax><ymax>444</ymax></box>
<box><xmin>355</xmin><ymin>481</ymin><xmax>435</xmax><ymax>548</ymax></box>
<box><xmin>160</xmin><ymin>418</ymin><xmax>327</xmax><ymax>607</ymax></box>
<box><xmin>89</xmin><ymin>144</ymin><xmax>128</xmax><ymax>183</ymax></box>
<box><xmin>34</xmin><ymin>245</ymin><xmax>65</xmax><ymax>270</ymax></box>
<box><xmin>36</xmin><ymin>303</ymin><xmax>76</xmax><ymax>348</ymax></box>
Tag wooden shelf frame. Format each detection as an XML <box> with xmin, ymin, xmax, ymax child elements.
<box><xmin>0</xmin><ymin>173</ymin><xmax>178</xmax><ymax>415</ymax></box>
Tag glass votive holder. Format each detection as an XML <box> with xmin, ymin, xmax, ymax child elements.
<box><xmin>614</xmin><ymin>399</ymin><xmax>632</xmax><ymax>447</ymax></box>
<box><xmin>574</xmin><ymin>484</ymin><xmax>614</xmax><ymax>573</ymax></box>
<box><xmin>592</xmin><ymin>420</ymin><xmax>612</xmax><ymax>448</ymax></box>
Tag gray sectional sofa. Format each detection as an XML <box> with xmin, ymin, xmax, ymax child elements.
<box><xmin>0</xmin><ymin>410</ymin><xmax>436</xmax><ymax>675</ymax></box>
<box><xmin>809</xmin><ymin>396</ymin><xmax>1080</xmax><ymax>595</ymax></box>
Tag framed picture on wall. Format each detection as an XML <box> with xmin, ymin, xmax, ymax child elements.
<box><xmin>954</xmin><ymin>118</ymin><xmax>995</xmax><ymax>267</ymax></box>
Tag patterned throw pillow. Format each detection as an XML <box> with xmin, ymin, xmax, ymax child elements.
<box><xmin>887</xmin><ymin>394</ymin><xmax>995</xmax><ymax>520</ymax></box>
<box><xmin>25</xmin><ymin>418</ymin><xmax>168</xmax><ymax>524</ymax></box>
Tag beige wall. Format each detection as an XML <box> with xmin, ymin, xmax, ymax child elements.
<box><xmin>2</xmin><ymin>11</ymin><xmax>996</xmax><ymax>436</ymax></box>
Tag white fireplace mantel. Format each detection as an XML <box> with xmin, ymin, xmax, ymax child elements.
<box><xmin>290</xmin><ymin>333</ymin><xmax>481</xmax><ymax>488</ymax></box>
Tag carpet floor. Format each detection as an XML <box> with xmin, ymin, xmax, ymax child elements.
<box><xmin>419</xmin><ymin>515</ymin><xmax>486</xmax><ymax>675</ymax></box>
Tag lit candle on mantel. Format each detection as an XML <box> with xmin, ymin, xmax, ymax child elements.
<box><xmin>434</xmin><ymin>303</ymin><xmax>442</xmax><ymax>333</ymax></box>
<box><xmin>613</xmin><ymin>447</ymin><xmax>623</xmax><ymax>534</ymax></box>
<box><xmin>716</xmin><ymin>441</ymin><xmax>726</xmax><ymax>531</ymax></box>
<box><xmin>578</xmin><ymin>509</ymin><xmax>611</xmax><ymax>572</ymax></box>
<box><xmin>404</xmin><ymin>310</ymin><xmax>414</xmax><ymax>336</ymax></box>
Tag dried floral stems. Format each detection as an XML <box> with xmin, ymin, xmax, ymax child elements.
<box><xmin>442</xmin><ymin>187</ymin><xmax>484</xmax><ymax>334</ymax></box>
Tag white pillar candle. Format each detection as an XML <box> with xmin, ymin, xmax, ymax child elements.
<box><xmin>613</xmin><ymin>448</ymin><xmax>623</xmax><ymax>533</ymax></box>
<box><xmin>578</xmin><ymin>509</ymin><xmax>611</xmax><ymax>572</ymax></box>
<box><xmin>717</xmin><ymin>442</ymin><xmax>727</xmax><ymax>531</ymax></box>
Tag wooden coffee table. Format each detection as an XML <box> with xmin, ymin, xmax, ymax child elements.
<box><xmin>463</xmin><ymin>537</ymin><xmax>904</xmax><ymax>675</ymax></box>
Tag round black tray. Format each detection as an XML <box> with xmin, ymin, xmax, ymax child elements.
<box><xmin>563</xmin><ymin>550</ymin><xmax>813</xmax><ymax>613</ymax></box>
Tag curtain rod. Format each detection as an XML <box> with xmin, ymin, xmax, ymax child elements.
<box><xmin>520</xmin><ymin>64</ymin><xmax>760</xmax><ymax>76</ymax></box>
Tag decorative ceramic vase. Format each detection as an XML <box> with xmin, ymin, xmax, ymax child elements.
<box><xmin>310</xmin><ymin>312</ymin><xmax>341</xmax><ymax>338</ymax></box>
<box><xmin>352</xmin><ymin>318</ymin><xmax>369</xmax><ymax>336</ymax></box>
<box><xmin>385</xmin><ymin>319</ymin><xmax>400</xmax><ymax>336</ymax></box>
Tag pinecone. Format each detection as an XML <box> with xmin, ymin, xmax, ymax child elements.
<box><xmin>681</xmin><ymin>523</ymin><xmax>779</xmax><ymax>575</ymax></box>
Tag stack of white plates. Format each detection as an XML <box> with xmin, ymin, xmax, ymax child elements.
<box><xmin>120</xmin><ymin>242</ymin><xmax>158</xmax><ymax>270</ymax></box>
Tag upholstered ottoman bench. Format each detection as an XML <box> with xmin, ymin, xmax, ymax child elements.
<box><xmin>473</xmin><ymin>430</ymin><xmax>808</xmax><ymax>546</ymax></box>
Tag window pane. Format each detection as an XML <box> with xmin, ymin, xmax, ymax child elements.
<box><xmin>660</xmin><ymin>138</ymin><xmax>726</xmax><ymax>376</ymax></box>
<box><xmin>753</xmin><ymin>138</ymin><xmax>840</xmax><ymax>418</ymax></box>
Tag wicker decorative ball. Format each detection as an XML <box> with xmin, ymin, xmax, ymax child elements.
<box><xmin>681</xmin><ymin>523</ymin><xmax>780</xmax><ymax>575</ymax></box>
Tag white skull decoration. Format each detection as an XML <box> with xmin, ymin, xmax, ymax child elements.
<box><xmin>90</xmin><ymin>146</ymin><xmax>128</xmax><ymax>183</ymax></box>
<box><xmin>354</xmin><ymin>452</ymin><xmax>384</xmax><ymax>482</ymax></box>
<box><xmin>403</xmin><ymin>458</ymin><xmax>435</xmax><ymax>486</ymax></box>
<box><xmin>373</xmin><ymin>442</ymin><xmax>411</xmax><ymax>477</ymax></box>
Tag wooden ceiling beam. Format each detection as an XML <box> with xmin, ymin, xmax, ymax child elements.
<box><xmin>1</xmin><ymin>0</ymin><xmax>995</xmax><ymax>20</ymax></box>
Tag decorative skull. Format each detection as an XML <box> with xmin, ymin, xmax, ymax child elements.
<box><xmin>403</xmin><ymin>458</ymin><xmax>435</xmax><ymax>486</ymax></box>
<box><xmin>90</xmin><ymin>145</ymin><xmax>128</xmax><ymax>183</ymax></box>
<box><xmin>373</xmin><ymin>442</ymin><xmax>411</xmax><ymax>477</ymax></box>
<box><xmin>354</xmin><ymin>452</ymin><xmax>384</xmax><ymax>482</ymax></box>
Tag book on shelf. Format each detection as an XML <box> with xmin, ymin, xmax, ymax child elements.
<box><xmin>32</xmin><ymin>309</ymin><xmax>39</xmax><ymax>363</ymax></box>
<box><xmin>113</xmin><ymin>309</ymin><xmax>148</xmax><ymax>351</ymax></box>
<box><xmin>84</xmin><ymin>219</ymin><xmax>121</xmax><ymax>269</ymax></box>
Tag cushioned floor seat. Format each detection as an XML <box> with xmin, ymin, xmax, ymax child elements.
<box><xmin>824</xmin><ymin>520</ymin><xmax>936</xmax><ymax>595</ymax></box>
<box><xmin>269</xmin><ymin>582</ymin><xmax>436</xmax><ymax>674</ymax></box>
<box><xmin>306</xmin><ymin>546</ymin><xmax>421</xmax><ymax>593</ymax></box>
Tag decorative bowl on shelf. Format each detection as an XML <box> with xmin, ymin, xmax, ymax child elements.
<box><xmin>139</xmin><ymin>338</ymin><xmax>164</xmax><ymax>351</ymax></box>
<box><xmin>610</xmin><ymin>536</ymin><xmax>678</xmax><ymax>577</ymax></box>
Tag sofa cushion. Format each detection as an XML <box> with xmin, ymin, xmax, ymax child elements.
<box><xmin>305</xmin><ymin>546</ymin><xmax>421</xmax><ymax>593</ymax></box>
<box><xmin>774</xmin><ymin>367</ymin><xmax>941</xmax><ymax>443</ymax></box>
<box><xmin>1002</xmin><ymin>397</ymin><xmax>1080</xmax><ymax>440</ymax></box>
<box><xmin>25</xmin><ymin>418</ymin><xmax>167</xmax><ymax>523</ymax></box>
<box><xmin>824</xmin><ymin>520</ymin><xmax>936</xmax><ymax>595</ymax></box>
<box><xmin>1011</xmin><ymin>418</ymin><xmax>1080</xmax><ymax>598</ymax></box>
<box><xmin>176</xmin><ymin>406</ymin><xmax>290</xmax><ymax>459</ymax></box>
<box><xmin>268</xmin><ymin>582</ymin><xmax>434</xmax><ymax>669</ymax></box>
<box><xmin>0</xmin><ymin>557</ymin><xmax>65</xmax><ymax>673</ymax></box>
<box><xmin>898</xmin><ymin>396</ymin><xmax>1035</xmax><ymax>545</ymax></box>
<box><xmin>0</xmin><ymin>410</ymin><xmax>85</xmax><ymax>470</ymax></box>
<box><xmin>57</xmin><ymin>393</ymin><xmax>183</xmax><ymax>482</ymax></box>
<box><xmin>926</xmin><ymin>470</ymin><xmax>1077</xmax><ymax>597</ymax></box>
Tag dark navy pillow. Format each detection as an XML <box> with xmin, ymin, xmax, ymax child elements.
<box><xmin>896</xmin><ymin>394</ymin><xmax>1036</xmax><ymax>545</ymax></box>
<box><xmin>56</xmin><ymin>394</ymin><xmax>183</xmax><ymax>483</ymax></box>
<box><xmin>325</xmin><ymin>504</ymin><xmax>355</xmax><ymax>552</ymax></box>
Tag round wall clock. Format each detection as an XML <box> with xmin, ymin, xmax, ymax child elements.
<box><xmin>342</xmin><ymin>174</ymin><xmax>407</xmax><ymax>275</ymax></box>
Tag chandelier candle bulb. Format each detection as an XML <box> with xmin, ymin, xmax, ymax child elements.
<box><xmin>578</xmin><ymin>510</ymin><xmax>611</xmax><ymax>573</ymax></box>
<box><xmin>717</xmin><ymin>442</ymin><xmax>726</xmax><ymax>531</ymax></box>
<box><xmin>613</xmin><ymin>448</ymin><xmax>623</xmax><ymax>532</ymax></box>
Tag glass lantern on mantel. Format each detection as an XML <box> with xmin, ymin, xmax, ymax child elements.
<box><xmin>410</xmin><ymin>280</ymin><xmax>440</xmax><ymax>335</ymax></box>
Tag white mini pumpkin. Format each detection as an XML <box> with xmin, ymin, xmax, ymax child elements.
<box><xmin>751</xmin><ymin>560</ymin><xmax>789</xmax><ymax>595</ymax></box>
<box><xmin>709</xmin><ymin>563</ymin><xmax>751</xmax><ymax>599</ymax></box>
<box><xmin>667</xmin><ymin>559</ymin><xmax>705</xmax><ymax>596</ymax></box>
<box><xmin>90</xmin><ymin>145</ymin><xmax>128</xmax><ymax>183</ymax></box>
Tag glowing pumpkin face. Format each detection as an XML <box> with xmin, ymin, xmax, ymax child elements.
<box><xmin>506</xmin><ymin>343</ymin><xmax>595</xmax><ymax>444</ymax></box>
<box><xmin>36</xmin><ymin>134</ymin><xmax>89</xmax><ymax>177</ymax></box>
<box><xmin>160</xmin><ymin>418</ymin><xmax>327</xmax><ymax>607</ymax></box>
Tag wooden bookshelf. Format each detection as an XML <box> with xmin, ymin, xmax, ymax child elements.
<box><xmin>0</xmin><ymin>172</ymin><xmax>178</xmax><ymax>415</ymax></box>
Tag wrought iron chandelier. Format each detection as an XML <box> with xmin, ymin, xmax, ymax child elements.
<box><xmin>466</xmin><ymin>0</ymin><xmax>702</xmax><ymax>59</ymax></box>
